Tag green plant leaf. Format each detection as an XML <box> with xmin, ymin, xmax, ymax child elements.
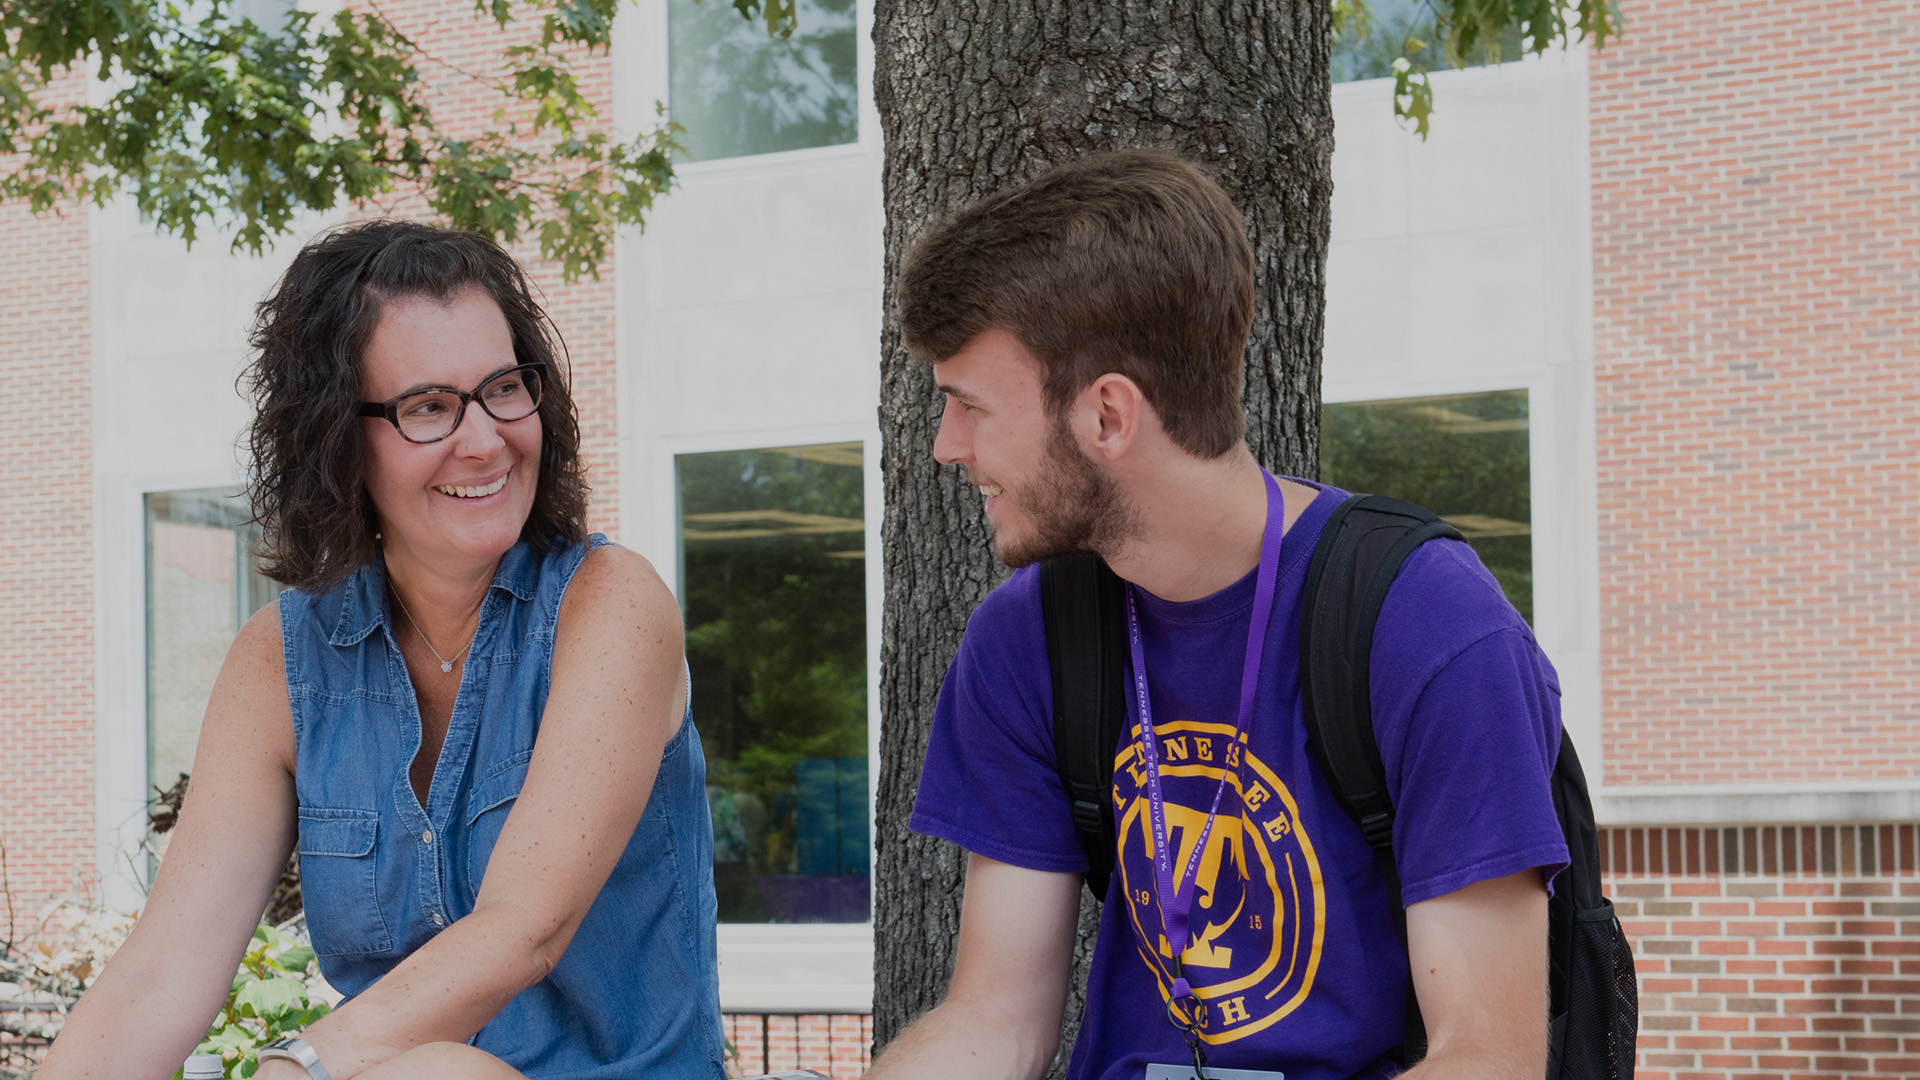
<box><xmin>235</xmin><ymin>974</ymin><xmax>309</xmax><ymax>1020</ymax></box>
<box><xmin>1390</xmin><ymin>57</ymin><xmax>1434</xmax><ymax>140</ymax></box>
<box><xmin>275</xmin><ymin>944</ymin><xmax>316</xmax><ymax>972</ymax></box>
<box><xmin>204</xmin><ymin>1023</ymin><xmax>253</xmax><ymax>1054</ymax></box>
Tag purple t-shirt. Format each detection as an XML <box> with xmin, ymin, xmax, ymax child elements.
<box><xmin>910</xmin><ymin>481</ymin><xmax>1568</xmax><ymax>1080</ymax></box>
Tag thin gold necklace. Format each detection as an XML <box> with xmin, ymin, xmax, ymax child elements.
<box><xmin>391</xmin><ymin>589</ymin><xmax>475</xmax><ymax>674</ymax></box>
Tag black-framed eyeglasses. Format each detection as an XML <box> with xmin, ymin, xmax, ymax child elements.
<box><xmin>357</xmin><ymin>364</ymin><xmax>545</xmax><ymax>444</ymax></box>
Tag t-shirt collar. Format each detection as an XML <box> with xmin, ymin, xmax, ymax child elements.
<box><xmin>1128</xmin><ymin>477</ymin><xmax>1342</xmax><ymax>628</ymax></box>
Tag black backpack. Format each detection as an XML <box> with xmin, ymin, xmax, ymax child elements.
<box><xmin>1039</xmin><ymin>493</ymin><xmax>1638</xmax><ymax>1080</ymax></box>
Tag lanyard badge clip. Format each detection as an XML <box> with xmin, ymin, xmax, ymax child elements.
<box><xmin>1165</xmin><ymin>937</ymin><xmax>1211</xmax><ymax>1080</ymax></box>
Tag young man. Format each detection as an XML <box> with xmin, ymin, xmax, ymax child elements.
<box><xmin>865</xmin><ymin>149</ymin><xmax>1568</xmax><ymax>1080</ymax></box>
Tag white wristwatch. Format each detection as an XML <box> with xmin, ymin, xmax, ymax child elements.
<box><xmin>257</xmin><ymin>1037</ymin><xmax>333</xmax><ymax>1080</ymax></box>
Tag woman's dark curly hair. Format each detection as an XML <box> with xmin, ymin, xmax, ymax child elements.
<box><xmin>244</xmin><ymin>219</ymin><xmax>589</xmax><ymax>591</ymax></box>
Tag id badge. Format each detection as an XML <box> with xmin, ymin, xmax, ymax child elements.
<box><xmin>1145</xmin><ymin>1065</ymin><xmax>1286</xmax><ymax>1080</ymax></box>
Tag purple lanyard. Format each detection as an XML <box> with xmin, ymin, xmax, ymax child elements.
<box><xmin>1128</xmin><ymin>470</ymin><xmax>1285</xmax><ymax>1006</ymax></box>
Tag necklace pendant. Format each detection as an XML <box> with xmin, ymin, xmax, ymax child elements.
<box><xmin>440</xmin><ymin>660</ymin><xmax>453</xmax><ymax>673</ymax></box>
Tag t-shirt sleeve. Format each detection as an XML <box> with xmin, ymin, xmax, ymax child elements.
<box><xmin>1369</xmin><ymin>541</ymin><xmax>1570</xmax><ymax>907</ymax></box>
<box><xmin>909</xmin><ymin>570</ymin><xmax>1089</xmax><ymax>874</ymax></box>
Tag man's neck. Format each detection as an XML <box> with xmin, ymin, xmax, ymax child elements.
<box><xmin>1098</xmin><ymin>447</ymin><xmax>1301</xmax><ymax>604</ymax></box>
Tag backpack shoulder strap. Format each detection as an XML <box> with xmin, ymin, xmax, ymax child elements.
<box><xmin>1040</xmin><ymin>553</ymin><xmax>1130</xmax><ymax>902</ymax></box>
<box><xmin>1299</xmin><ymin>493</ymin><xmax>1464</xmax><ymax>1064</ymax></box>
<box><xmin>1300</xmin><ymin>494</ymin><xmax>1464</xmax><ymax>842</ymax></box>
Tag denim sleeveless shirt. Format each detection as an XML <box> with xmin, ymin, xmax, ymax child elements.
<box><xmin>280</xmin><ymin>535</ymin><xmax>725</xmax><ymax>1079</ymax></box>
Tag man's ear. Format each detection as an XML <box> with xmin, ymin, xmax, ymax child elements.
<box><xmin>1077</xmin><ymin>373</ymin><xmax>1149</xmax><ymax>464</ymax></box>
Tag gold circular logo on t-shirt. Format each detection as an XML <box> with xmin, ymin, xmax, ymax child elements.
<box><xmin>1113</xmin><ymin>718</ymin><xmax>1327</xmax><ymax>1044</ymax></box>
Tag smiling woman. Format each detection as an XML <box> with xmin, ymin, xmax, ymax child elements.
<box><xmin>356</xmin><ymin>290</ymin><xmax>546</xmax><ymax>577</ymax></box>
<box><xmin>35</xmin><ymin>222</ymin><xmax>727</xmax><ymax>1080</ymax></box>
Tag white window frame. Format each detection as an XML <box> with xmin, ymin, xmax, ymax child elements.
<box><xmin>658</xmin><ymin>422</ymin><xmax>880</xmax><ymax>1013</ymax></box>
<box><xmin>96</xmin><ymin>469</ymin><xmax>257</xmax><ymax>912</ymax></box>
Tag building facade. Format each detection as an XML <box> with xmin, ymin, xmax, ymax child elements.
<box><xmin>2</xmin><ymin>0</ymin><xmax>1917</xmax><ymax>1077</ymax></box>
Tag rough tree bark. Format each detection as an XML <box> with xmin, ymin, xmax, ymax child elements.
<box><xmin>872</xmin><ymin>0</ymin><xmax>1334</xmax><ymax>1070</ymax></box>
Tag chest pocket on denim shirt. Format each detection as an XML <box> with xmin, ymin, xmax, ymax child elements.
<box><xmin>466</xmin><ymin>751</ymin><xmax>531</xmax><ymax>894</ymax></box>
<box><xmin>297</xmin><ymin>808</ymin><xmax>393</xmax><ymax>958</ymax></box>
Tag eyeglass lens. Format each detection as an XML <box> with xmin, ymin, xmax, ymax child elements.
<box><xmin>394</xmin><ymin>367</ymin><xmax>543</xmax><ymax>443</ymax></box>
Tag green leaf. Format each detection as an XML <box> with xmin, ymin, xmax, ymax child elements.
<box><xmin>235</xmin><ymin>974</ymin><xmax>309</xmax><ymax>1020</ymax></box>
<box><xmin>276</xmin><ymin>944</ymin><xmax>316</xmax><ymax>972</ymax></box>
<box><xmin>1391</xmin><ymin>58</ymin><xmax>1434</xmax><ymax>140</ymax></box>
<box><xmin>204</xmin><ymin>1023</ymin><xmax>254</xmax><ymax>1054</ymax></box>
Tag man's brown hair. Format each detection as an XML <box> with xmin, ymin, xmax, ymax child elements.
<box><xmin>899</xmin><ymin>148</ymin><xmax>1255</xmax><ymax>458</ymax></box>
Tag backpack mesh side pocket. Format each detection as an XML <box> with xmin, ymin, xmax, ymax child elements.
<box><xmin>1557</xmin><ymin>899</ymin><xmax>1638</xmax><ymax>1080</ymax></box>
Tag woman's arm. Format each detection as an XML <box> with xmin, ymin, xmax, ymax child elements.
<box><xmin>36</xmin><ymin>606</ymin><xmax>300</xmax><ymax>1080</ymax></box>
<box><xmin>285</xmin><ymin>545</ymin><xmax>686</xmax><ymax>1078</ymax></box>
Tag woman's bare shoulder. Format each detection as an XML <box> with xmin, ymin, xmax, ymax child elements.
<box><xmin>559</xmin><ymin>543</ymin><xmax>680</xmax><ymax>630</ymax></box>
<box><xmin>550</xmin><ymin>544</ymin><xmax>687</xmax><ymax>734</ymax></box>
<box><xmin>225</xmin><ymin>597</ymin><xmax>291</xmax><ymax>703</ymax></box>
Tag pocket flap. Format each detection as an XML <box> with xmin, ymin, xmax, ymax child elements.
<box><xmin>298</xmin><ymin>809</ymin><xmax>379</xmax><ymax>857</ymax></box>
<box><xmin>467</xmin><ymin>754</ymin><xmax>532</xmax><ymax>824</ymax></box>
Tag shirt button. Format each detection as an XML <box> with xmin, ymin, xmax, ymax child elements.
<box><xmin>432</xmin><ymin>912</ymin><xmax>446</xmax><ymax>926</ymax></box>
<box><xmin>422</xmin><ymin>828</ymin><xmax>434</xmax><ymax>845</ymax></box>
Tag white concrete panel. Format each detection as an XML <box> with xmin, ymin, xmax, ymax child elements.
<box><xmin>717</xmin><ymin>924</ymin><xmax>873</xmax><ymax>1012</ymax></box>
<box><xmin>1328</xmin><ymin>225</ymin><xmax>1550</xmax><ymax>387</ymax></box>
<box><xmin>648</xmin><ymin>289</ymin><xmax>879</xmax><ymax>437</ymax></box>
<box><xmin>104</xmin><ymin>350</ymin><xmax>255</xmax><ymax>477</ymax></box>
<box><xmin>1329</xmin><ymin>102</ymin><xmax>1411</xmax><ymax>243</ymax></box>
<box><xmin>1323</xmin><ymin>236</ymin><xmax>1412</xmax><ymax>384</ymax></box>
<box><xmin>94</xmin><ymin>208</ymin><xmax>311</xmax><ymax>484</ymax></box>
<box><xmin>645</xmin><ymin>161</ymin><xmax>884</xmax><ymax>311</ymax></box>
<box><xmin>1403</xmin><ymin>224</ymin><xmax>1549</xmax><ymax>376</ymax></box>
<box><xmin>1399</xmin><ymin>86</ymin><xmax>1549</xmax><ymax>236</ymax></box>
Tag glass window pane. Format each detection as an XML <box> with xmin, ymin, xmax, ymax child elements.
<box><xmin>145</xmin><ymin>489</ymin><xmax>278</xmax><ymax>792</ymax></box>
<box><xmin>668</xmin><ymin>0</ymin><xmax>858</xmax><ymax>162</ymax></box>
<box><xmin>678</xmin><ymin>443</ymin><xmax>868</xmax><ymax>923</ymax></box>
<box><xmin>1320</xmin><ymin>389</ymin><xmax>1532</xmax><ymax>622</ymax></box>
<box><xmin>1332</xmin><ymin>0</ymin><xmax>1525</xmax><ymax>84</ymax></box>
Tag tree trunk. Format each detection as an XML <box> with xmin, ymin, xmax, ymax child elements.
<box><xmin>871</xmin><ymin>0</ymin><xmax>1334</xmax><ymax>1070</ymax></box>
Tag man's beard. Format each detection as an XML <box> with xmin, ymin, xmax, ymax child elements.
<box><xmin>993</xmin><ymin>418</ymin><xmax>1137</xmax><ymax>568</ymax></box>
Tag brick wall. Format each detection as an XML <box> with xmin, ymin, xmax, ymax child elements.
<box><xmin>724</xmin><ymin>1013</ymin><xmax>872</xmax><ymax>1079</ymax></box>
<box><xmin>1606</xmin><ymin>824</ymin><xmax>1920</xmax><ymax>1079</ymax></box>
<box><xmin>0</xmin><ymin>66</ymin><xmax>94</xmax><ymax>911</ymax></box>
<box><xmin>1590</xmin><ymin>0</ymin><xmax>1920</xmax><ymax>784</ymax></box>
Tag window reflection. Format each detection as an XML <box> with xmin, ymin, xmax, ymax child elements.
<box><xmin>668</xmin><ymin>0</ymin><xmax>858</xmax><ymax>162</ymax></box>
<box><xmin>145</xmin><ymin>489</ymin><xmax>278</xmax><ymax>792</ymax></box>
<box><xmin>677</xmin><ymin>443</ymin><xmax>868</xmax><ymax>922</ymax></box>
<box><xmin>1321</xmin><ymin>389</ymin><xmax>1533</xmax><ymax>622</ymax></box>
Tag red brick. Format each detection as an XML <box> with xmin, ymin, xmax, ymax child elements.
<box><xmin>0</xmin><ymin>62</ymin><xmax>95</xmax><ymax>908</ymax></box>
